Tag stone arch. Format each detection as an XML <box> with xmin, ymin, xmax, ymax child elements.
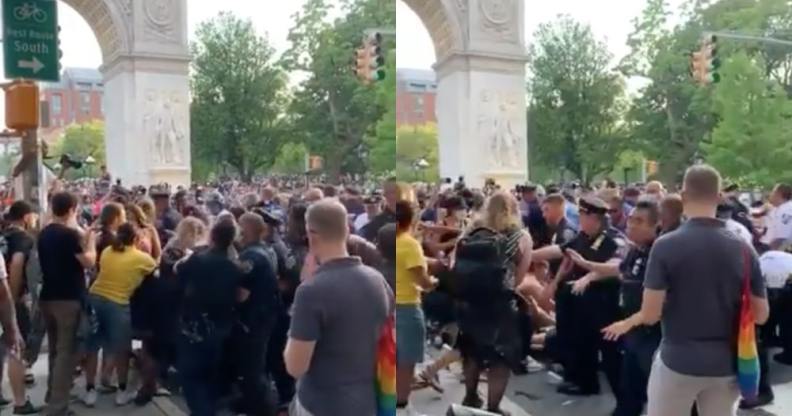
<box><xmin>401</xmin><ymin>0</ymin><xmax>465</xmax><ymax>62</ymax></box>
<box><xmin>60</xmin><ymin>0</ymin><xmax>130</xmax><ymax>63</ymax></box>
<box><xmin>52</xmin><ymin>0</ymin><xmax>191</xmax><ymax>187</ymax></box>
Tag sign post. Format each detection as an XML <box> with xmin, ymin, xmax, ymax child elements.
<box><xmin>3</xmin><ymin>0</ymin><xmax>60</xmax><ymax>82</ymax></box>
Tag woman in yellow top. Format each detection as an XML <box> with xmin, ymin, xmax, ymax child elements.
<box><xmin>395</xmin><ymin>200</ymin><xmax>436</xmax><ymax>415</ymax></box>
<box><xmin>84</xmin><ymin>223</ymin><xmax>157</xmax><ymax>406</ymax></box>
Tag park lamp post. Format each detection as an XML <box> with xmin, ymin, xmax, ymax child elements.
<box><xmin>85</xmin><ymin>155</ymin><xmax>95</xmax><ymax>178</ymax></box>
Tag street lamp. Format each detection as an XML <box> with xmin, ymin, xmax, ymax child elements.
<box><xmin>84</xmin><ymin>156</ymin><xmax>96</xmax><ymax>178</ymax></box>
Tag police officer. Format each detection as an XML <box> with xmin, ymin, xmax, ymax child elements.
<box><xmin>232</xmin><ymin>213</ymin><xmax>281</xmax><ymax>415</ymax></box>
<box><xmin>533</xmin><ymin>196</ymin><xmax>626</xmax><ymax>397</ymax></box>
<box><xmin>569</xmin><ymin>200</ymin><xmax>660</xmax><ymax>415</ymax></box>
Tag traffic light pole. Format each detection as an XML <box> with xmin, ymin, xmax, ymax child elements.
<box><xmin>706</xmin><ymin>31</ymin><xmax>792</xmax><ymax>48</ymax></box>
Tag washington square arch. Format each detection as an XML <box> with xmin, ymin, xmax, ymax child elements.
<box><xmin>403</xmin><ymin>0</ymin><xmax>529</xmax><ymax>188</ymax></box>
<box><xmin>62</xmin><ymin>0</ymin><xmax>190</xmax><ymax>186</ymax></box>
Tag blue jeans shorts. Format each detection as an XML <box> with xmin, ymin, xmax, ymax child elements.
<box><xmin>86</xmin><ymin>294</ymin><xmax>132</xmax><ymax>354</ymax></box>
<box><xmin>396</xmin><ymin>304</ymin><xmax>426</xmax><ymax>366</ymax></box>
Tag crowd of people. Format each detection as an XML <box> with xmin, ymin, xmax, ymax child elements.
<box><xmin>395</xmin><ymin>165</ymin><xmax>792</xmax><ymax>416</ymax></box>
<box><xmin>0</xmin><ymin>174</ymin><xmax>399</xmax><ymax>416</ymax></box>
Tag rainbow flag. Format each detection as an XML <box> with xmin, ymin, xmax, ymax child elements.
<box><xmin>376</xmin><ymin>315</ymin><xmax>396</xmax><ymax>416</ymax></box>
<box><xmin>737</xmin><ymin>250</ymin><xmax>759</xmax><ymax>400</ymax></box>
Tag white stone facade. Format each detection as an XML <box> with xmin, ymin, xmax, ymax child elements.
<box><xmin>403</xmin><ymin>0</ymin><xmax>529</xmax><ymax>188</ymax></box>
<box><xmin>62</xmin><ymin>0</ymin><xmax>190</xmax><ymax>187</ymax></box>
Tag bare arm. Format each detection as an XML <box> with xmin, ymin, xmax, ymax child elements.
<box><xmin>409</xmin><ymin>266</ymin><xmax>435</xmax><ymax>290</ymax></box>
<box><xmin>149</xmin><ymin>225</ymin><xmax>162</xmax><ymax>261</ymax></box>
<box><xmin>531</xmin><ymin>245</ymin><xmax>563</xmax><ymax>263</ymax></box>
<box><xmin>7</xmin><ymin>253</ymin><xmax>25</xmax><ymax>302</ymax></box>
<box><xmin>602</xmin><ymin>288</ymin><xmax>665</xmax><ymax>341</ymax></box>
<box><xmin>284</xmin><ymin>338</ymin><xmax>316</xmax><ymax>379</ymax></box>
<box><xmin>752</xmin><ymin>295</ymin><xmax>770</xmax><ymax>325</ymax></box>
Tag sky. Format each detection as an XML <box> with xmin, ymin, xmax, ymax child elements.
<box><xmin>0</xmin><ymin>0</ymin><xmax>341</xmax><ymax>79</ymax></box>
<box><xmin>396</xmin><ymin>0</ymin><xmax>686</xmax><ymax>71</ymax></box>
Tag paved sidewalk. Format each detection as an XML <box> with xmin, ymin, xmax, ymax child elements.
<box><xmin>0</xmin><ymin>353</ymin><xmax>184</xmax><ymax>416</ymax></box>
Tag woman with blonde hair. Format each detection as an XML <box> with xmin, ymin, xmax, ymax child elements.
<box><xmin>455</xmin><ymin>191</ymin><xmax>533</xmax><ymax>415</ymax></box>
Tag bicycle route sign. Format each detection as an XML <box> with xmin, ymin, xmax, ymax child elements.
<box><xmin>3</xmin><ymin>0</ymin><xmax>59</xmax><ymax>81</ymax></box>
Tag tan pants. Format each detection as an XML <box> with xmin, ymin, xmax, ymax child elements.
<box><xmin>647</xmin><ymin>356</ymin><xmax>739</xmax><ymax>416</ymax></box>
<box><xmin>40</xmin><ymin>301</ymin><xmax>81</xmax><ymax>416</ymax></box>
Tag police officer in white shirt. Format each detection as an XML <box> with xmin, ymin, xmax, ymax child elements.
<box><xmin>766</xmin><ymin>184</ymin><xmax>792</xmax><ymax>250</ymax></box>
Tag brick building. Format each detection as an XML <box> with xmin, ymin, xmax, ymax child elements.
<box><xmin>40</xmin><ymin>67</ymin><xmax>104</xmax><ymax>142</ymax></box>
<box><xmin>396</xmin><ymin>68</ymin><xmax>437</xmax><ymax>126</ymax></box>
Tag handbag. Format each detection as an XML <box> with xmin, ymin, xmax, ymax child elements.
<box><xmin>375</xmin><ymin>314</ymin><xmax>396</xmax><ymax>416</ymax></box>
<box><xmin>737</xmin><ymin>247</ymin><xmax>760</xmax><ymax>400</ymax></box>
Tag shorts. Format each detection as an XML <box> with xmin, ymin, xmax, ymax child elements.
<box><xmin>395</xmin><ymin>304</ymin><xmax>425</xmax><ymax>366</ymax></box>
<box><xmin>86</xmin><ymin>294</ymin><xmax>132</xmax><ymax>354</ymax></box>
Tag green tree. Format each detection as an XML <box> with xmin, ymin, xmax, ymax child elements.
<box><xmin>191</xmin><ymin>12</ymin><xmax>288</xmax><ymax>181</ymax></box>
<box><xmin>283</xmin><ymin>0</ymin><xmax>395</xmax><ymax>179</ymax></box>
<box><xmin>50</xmin><ymin>121</ymin><xmax>106</xmax><ymax>178</ymax></box>
<box><xmin>528</xmin><ymin>16</ymin><xmax>629</xmax><ymax>184</ymax></box>
<box><xmin>396</xmin><ymin>124</ymin><xmax>438</xmax><ymax>182</ymax></box>
<box><xmin>272</xmin><ymin>142</ymin><xmax>310</xmax><ymax>174</ymax></box>
<box><xmin>705</xmin><ymin>52</ymin><xmax>792</xmax><ymax>186</ymax></box>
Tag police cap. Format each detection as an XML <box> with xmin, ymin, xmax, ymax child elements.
<box><xmin>579</xmin><ymin>196</ymin><xmax>609</xmax><ymax>215</ymax></box>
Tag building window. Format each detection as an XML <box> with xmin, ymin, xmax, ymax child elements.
<box><xmin>80</xmin><ymin>92</ymin><xmax>91</xmax><ymax>113</ymax></box>
<box><xmin>51</xmin><ymin>94</ymin><xmax>62</xmax><ymax>116</ymax></box>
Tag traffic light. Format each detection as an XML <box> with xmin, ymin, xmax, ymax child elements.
<box><xmin>366</xmin><ymin>32</ymin><xmax>386</xmax><ymax>82</ymax></box>
<box><xmin>690</xmin><ymin>35</ymin><xmax>720</xmax><ymax>85</ymax></box>
<box><xmin>5</xmin><ymin>81</ymin><xmax>39</xmax><ymax>131</ymax></box>
<box><xmin>646</xmin><ymin>160</ymin><xmax>659</xmax><ymax>176</ymax></box>
<box><xmin>353</xmin><ymin>46</ymin><xmax>369</xmax><ymax>82</ymax></box>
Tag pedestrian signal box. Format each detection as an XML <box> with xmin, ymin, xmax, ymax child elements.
<box><xmin>5</xmin><ymin>81</ymin><xmax>39</xmax><ymax>130</ymax></box>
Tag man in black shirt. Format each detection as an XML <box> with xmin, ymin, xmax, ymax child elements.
<box><xmin>152</xmin><ymin>188</ymin><xmax>182</xmax><ymax>246</ymax></box>
<box><xmin>571</xmin><ymin>200</ymin><xmax>660</xmax><ymax>416</ymax></box>
<box><xmin>38</xmin><ymin>192</ymin><xmax>97</xmax><ymax>416</ymax></box>
<box><xmin>361</xmin><ymin>179</ymin><xmax>398</xmax><ymax>242</ymax></box>
<box><xmin>231</xmin><ymin>213</ymin><xmax>281</xmax><ymax>415</ymax></box>
<box><xmin>3</xmin><ymin>201</ymin><xmax>40</xmax><ymax>414</ymax></box>
<box><xmin>176</xmin><ymin>219</ymin><xmax>244</xmax><ymax>416</ymax></box>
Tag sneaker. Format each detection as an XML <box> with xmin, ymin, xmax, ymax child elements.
<box><xmin>12</xmin><ymin>400</ymin><xmax>40</xmax><ymax>415</ymax></box>
<box><xmin>82</xmin><ymin>389</ymin><xmax>98</xmax><ymax>407</ymax></box>
<box><xmin>115</xmin><ymin>389</ymin><xmax>133</xmax><ymax>406</ymax></box>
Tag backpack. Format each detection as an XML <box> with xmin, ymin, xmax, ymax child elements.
<box><xmin>452</xmin><ymin>227</ymin><xmax>521</xmax><ymax>305</ymax></box>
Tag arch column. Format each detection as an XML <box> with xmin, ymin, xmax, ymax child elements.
<box><xmin>63</xmin><ymin>0</ymin><xmax>191</xmax><ymax>187</ymax></box>
<box><xmin>405</xmin><ymin>0</ymin><xmax>529</xmax><ymax>188</ymax></box>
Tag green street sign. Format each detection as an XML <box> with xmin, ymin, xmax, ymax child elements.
<box><xmin>3</xmin><ymin>0</ymin><xmax>59</xmax><ymax>81</ymax></box>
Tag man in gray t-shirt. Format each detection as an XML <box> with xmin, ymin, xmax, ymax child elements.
<box><xmin>285</xmin><ymin>199</ymin><xmax>392</xmax><ymax>416</ymax></box>
<box><xmin>619</xmin><ymin>165</ymin><xmax>770</xmax><ymax>416</ymax></box>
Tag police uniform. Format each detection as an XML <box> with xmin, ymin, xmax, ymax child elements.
<box><xmin>613</xmin><ymin>242</ymin><xmax>659</xmax><ymax>416</ymax></box>
<box><xmin>556</xmin><ymin>197</ymin><xmax>627</xmax><ymax>396</ymax></box>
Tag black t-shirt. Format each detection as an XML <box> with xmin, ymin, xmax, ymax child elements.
<box><xmin>38</xmin><ymin>223</ymin><xmax>86</xmax><ymax>301</ymax></box>
<box><xmin>539</xmin><ymin>219</ymin><xmax>577</xmax><ymax>275</ymax></box>
<box><xmin>239</xmin><ymin>243</ymin><xmax>281</xmax><ymax>327</ymax></box>
<box><xmin>177</xmin><ymin>248</ymin><xmax>243</xmax><ymax>335</ymax></box>
<box><xmin>2</xmin><ymin>227</ymin><xmax>34</xmax><ymax>295</ymax></box>
<box><xmin>560</xmin><ymin>228</ymin><xmax>626</xmax><ymax>285</ymax></box>
<box><xmin>361</xmin><ymin>208</ymin><xmax>397</xmax><ymax>242</ymax></box>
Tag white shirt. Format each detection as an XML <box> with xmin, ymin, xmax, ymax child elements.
<box><xmin>725</xmin><ymin>219</ymin><xmax>753</xmax><ymax>246</ymax></box>
<box><xmin>766</xmin><ymin>200</ymin><xmax>792</xmax><ymax>244</ymax></box>
<box><xmin>354</xmin><ymin>213</ymin><xmax>370</xmax><ymax>232</ymax></box>
<box><xmin>760</xmin><ymin>251</ymin><xmax>792</xmax><ymax>289</ymax></box>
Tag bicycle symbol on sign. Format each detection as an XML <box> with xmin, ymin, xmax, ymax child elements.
<box><xmin>13</xmin><ymin>2</ymin><xmax>48</xmax><ymax>23</ymax></box>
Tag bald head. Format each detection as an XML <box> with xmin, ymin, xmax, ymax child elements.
<box><xmin>646</xmin><ymin>181</ymin><xmax>665</xmax><ymax>196</ymax></box>
<box><xmin>239</xmin><ymin>212</ymin><xmax>266</xmax><ymax>244</ymax></box>
<box><xmin>306</xmin><ymin>199</ymin><xmax>349</xmax><ymax>243</ymax></box>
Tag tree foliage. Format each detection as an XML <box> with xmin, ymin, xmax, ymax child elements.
<box><xmin>272</xmin><ymin>142</ymin><xmax>310</xmax><ymax>175</ymax></box>
<box><xmin>528</xmin><ymin>16</ymin><xmax>629</xmax><ymax>185</ymax></box>
<box><xmin>396</xmin><ymin>124</ymin><xmax>438</xmax><ymax>182</ymax></box>
<box><xmin>50</xmin><ymin>121</ymin><xmax>105</xmax><ymax>178</ymax></box>
<box><xmin>190</xmin><ymin>12</ymin><xmax>287</xmax><ymax>181</ymax></box>
<box><xmin>621</xmin><ymin>0</ymin><xmax>792</xmax><ymax>185</ymax></box>
<box><xmin>283</xmin><ymin>0</ymin><xmax>395</xmax><ymax>179</ymax></box>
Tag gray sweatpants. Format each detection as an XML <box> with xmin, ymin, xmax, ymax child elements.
<box><xmin>647</xmin><ymin>356</ymin><xmax>739</xmax><ymax>416</ymax></box>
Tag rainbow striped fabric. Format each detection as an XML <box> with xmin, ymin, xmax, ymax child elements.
<box><xmin>737</xmin><ymin>249</ymin><xmax>760</xmax><ymax>400</ymax></box>
<box><xmin>376</xmin><ymin>315</ymin><xmax>396</xmax><ymax>416</ymax></box>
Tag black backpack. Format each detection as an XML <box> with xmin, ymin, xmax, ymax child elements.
<box><xmin>452</xmin><ymin>227</ymin><xmax>521</xmax><ymax>304</ymax></box>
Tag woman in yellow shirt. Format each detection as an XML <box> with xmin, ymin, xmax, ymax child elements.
<box><xmin>84</xmin><ymin>223</ymin><xmax>157</xmax><ymax>406</ymax></box>
<box><xmin>395</xmin><ymin>200</ymin><xmax>436</xmax><ymax>415</ymax></box>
